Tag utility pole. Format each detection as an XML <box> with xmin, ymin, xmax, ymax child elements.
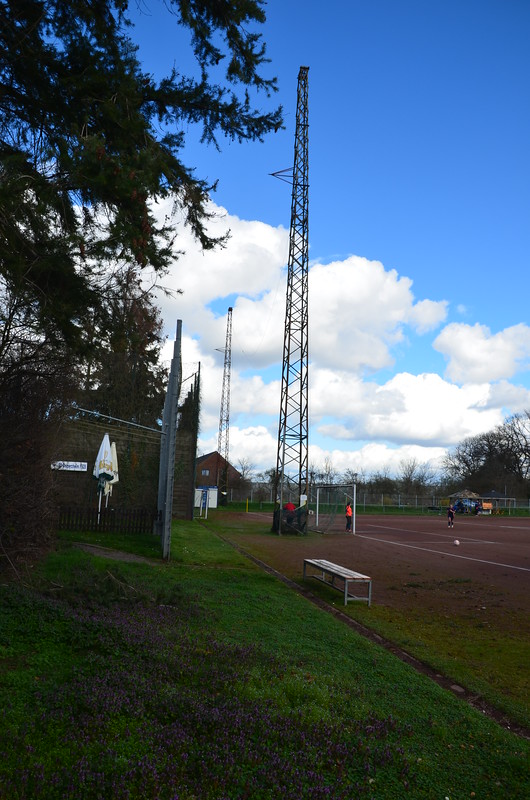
<box><xmin>217</xmin><ymin>306</ymin><xmax>233</xmax><ymax>504</ymax></box>
<box><xmin>273</xmin><ymin>66</ymin><xmax>309</xmax><ymax>532</ymax></box>
<box><xmin>157</xmin><ymin>320</ymin><xmax>182</xmax><ymax>559</ymax></box>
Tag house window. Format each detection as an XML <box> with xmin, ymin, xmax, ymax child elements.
<box><xmin>201</xmin><ymin>469</ymin><xmax>209</xmax><ymax>476</ymax></box>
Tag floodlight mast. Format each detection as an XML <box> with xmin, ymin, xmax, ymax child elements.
<box><xmin>273</xmin><ymin>66</ymin><xmax>309</xmax><ymax>532</ymax></box>
<box><xmin>217</xmin><ymin>307</ymin><xmax>233</xmax><ymax>504</ymax></box>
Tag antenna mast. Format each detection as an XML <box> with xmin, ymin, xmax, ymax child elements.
<box><xmin>274</xmin><ymin>66</ymin><xmax>309</xmax><ymax>529</ymax></box>
<box><xmin>217</xmin><ymin>306</ymin><xmax>233</xmax><ymax>503</ymax></box>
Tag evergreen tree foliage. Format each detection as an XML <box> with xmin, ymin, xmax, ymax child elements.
<box><xmin>78</xmin><ymin>269</ymin><xmax>168</xmax><ymax>429</ymax></box>
<box><xmin>0</xmin><ymin>276</ymin><xmax>77</xmax><ymax>559</ymax></box>
<box><xmin>0</xmin><ymin>0</ymin><xmax>281</xmax><ymax>560</ymax></box>
<box><xmin>0</xmin><ymin>0</ymin><xmax>282</xmax><ymax>344</ymax></box>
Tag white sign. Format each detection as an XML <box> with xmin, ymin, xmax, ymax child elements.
<box><xmin>51</xmin><ymin>461</ymin><xmax>88</xmax><ymax>472</ymax></box>
<box><xmin>194</xmin><ymin>487</ymin><xmax>218</xmax><ymax>509</ymax></box>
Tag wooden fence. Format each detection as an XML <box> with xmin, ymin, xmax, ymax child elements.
<box><xmin>58</xmin><ymin>506</ymin><xmax>156</xmax><ymax>535</ymax></box>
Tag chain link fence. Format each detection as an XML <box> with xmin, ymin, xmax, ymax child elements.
<box><xmin>242</xmin><ymin>482</ymin><xmax>530</xmax><ymax>521</ymax></box>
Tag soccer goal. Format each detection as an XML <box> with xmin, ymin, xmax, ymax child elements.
<box><xmin>306</xmin><ymin>484</ymin><xmax>357</xmax><ymax>534</ymax></box>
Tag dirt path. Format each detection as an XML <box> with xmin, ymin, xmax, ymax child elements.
<box><xmin>72</xmin><ymin>542</ymin><xmax>160</xmax><ymax>565</ymax></box>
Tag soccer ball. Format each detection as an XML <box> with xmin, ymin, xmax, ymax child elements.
<box><xmin>454</xmin><ymin>539</ymin><xmax>460</xmax><ymax>546</ymax></box>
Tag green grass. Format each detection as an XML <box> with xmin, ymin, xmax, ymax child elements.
<box><xmin>207</xmin><ymin>511</ymin><xmax>530</xmax><ymax>731</ymax></box>
<box><xmin>287</xmin><ymin>567</ymin><xmax>529</xmax><ymax>730</ymax></box>
<box><xmin>0</xmin><ymin>519</ymin><xmax>528</xmax><ymax>799</ymax></box>
<box><xmin>57</xmin><ymin>527</ymin><xmax>162</xmax><ymax>559</ymax></box>
<box><xmin>347</xmin><ymin>603</ymin><xmax>528</xmax><ymax>726</ymax></box>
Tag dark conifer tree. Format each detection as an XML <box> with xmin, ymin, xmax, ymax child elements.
<box><xmin>0</xmin><ymin>0</ymin><xmax>281</xmax><ymax>558</ymax></box>
<box><xmin>0</xmin><ymin>0</ymin><xmax>282</xmax><ymax>343</ymax></box>
<box><xmin>79</xmin><ymin>269</ymin><xmax>168</xmax><ymax>429</ymax></box>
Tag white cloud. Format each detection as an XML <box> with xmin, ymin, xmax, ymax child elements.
<box><xmin>148</xmin><ymin>198</ymin><xmax>288</xmax><ymax>345</ymax></box>
<box><xmin>197</xmin><ymin>425</ymin><xmax>277</xmax><ymax>474</ymax></box>
<box><xmin>433</xmin><ymin>322</ymin><xmax>530</xmax><ymax>383</ymax></box>
<box><xmin>154</xmin><ymin>207</ymin><xmax>447</xmax><ymax>378</ymax></box>
<box><xmin>153</xmin><ymin>200</ymin><xmax>529</xmax><ymax>477</ymax></box>
<box><xmin>308</xmin><ymin>256</ymin><xmax>447</xmax><ymax>371</ymax></box>
<box><xmin>192</xmin><ymin>363</ymin><xmax>508</xmax><ymax>475</ymax></box>
<box><xmin>229</xmin><ymin>293</ymin><xmax>285</xmax><ymax>368</ymax></box>
<box><xmin>197</xmin><ymin>427</ymin><xmax>447</xmax><ymax>480</ymax></box>
<box><xmin>229</xmin><ymin>371</ymin><xmax>280</xmax><ymax>420</ymax></box>
<box><xmin>409</xmin><ymin>298</ymin><xmax>448</xmax><ymax>333</ymax></box>
<box><xmin>313</xmin><ymin>371</ymin><xmax>503</xmax><ymax>447</ymax></box>
<box><xmin>307</xmin><ymin>442</ymin><xmax>447</xmax><ymax>479</ymax></box>
<box><xmin>479</xmin><ymin>380</ymin><xmax>530</xmax><ymax>412</ymax></box>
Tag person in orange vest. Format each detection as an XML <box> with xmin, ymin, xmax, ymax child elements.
<box><xmin>345</xmin><ymin>502</ymin><xmax>353</xmax><ymax>532</ymax></box>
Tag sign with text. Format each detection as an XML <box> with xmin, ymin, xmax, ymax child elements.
<box><xmin>51</xmin><ymin>461</ymin><xmax>88</xmax><ymax>472</ymax></box>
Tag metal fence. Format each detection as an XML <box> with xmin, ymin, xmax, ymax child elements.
<box><xmin>245</xmin><ymin>483</ymin><xmax>530</xmax><ymax>515</ymax></box>
<box><xmin>57</xmin><ymin>506</ymin><xmax>156</xmax><ymax>535</ymax></box>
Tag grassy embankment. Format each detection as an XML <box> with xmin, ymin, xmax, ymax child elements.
<box><xmin>0</xmin><ymin>520</ymin><xmax>528</xmax><ymax>799</ymax></box>
<box><xmin>204</xmin><ymin>511</ymin><xmax>530</xmax><ymax>733</ymax></box>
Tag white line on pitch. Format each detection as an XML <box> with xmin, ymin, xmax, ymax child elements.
<box><xmin>364</xmin><ymin>523</ymin><xmax>492</xmax><ymax>543</ymax></box>
<box><xmin>499</xmin><ymin>525</ymin><xmax>530</xmax><ymax>530</ymax></box>
<box><xmin>356</xmin><ymin>534</ymin><xmax>530</xmax><ymax>572</ymax></box>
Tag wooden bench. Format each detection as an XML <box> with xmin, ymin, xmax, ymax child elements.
<box><xmin>303</xmin><ymin>558</ymin><xmax>372</xmax><ymax>606</ymax></box>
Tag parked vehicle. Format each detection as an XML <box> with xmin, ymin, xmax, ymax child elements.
<box><xmin>454</xmin><ymin>498</ymin><xmax>481</xmax><ymax>514</ymax></box>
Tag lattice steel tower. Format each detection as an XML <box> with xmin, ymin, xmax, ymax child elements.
<box><xmin>274</xmin><ymin>66</ymin><xmax>309</xmax><ymax>520</ymax></box>
<box><xmin>217</xmin><ymin>306</ymin><xmax>233</xmax><ymax>503</ymax></box>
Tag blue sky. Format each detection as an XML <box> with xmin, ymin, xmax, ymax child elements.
<box><xmin>128</xmin><ymin>0</ymin><xmax>530</xmax><ymax>480</ymax></box>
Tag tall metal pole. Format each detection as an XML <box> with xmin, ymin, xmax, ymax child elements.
<box><xmin>273</xmin><ymin>66</ymin><xmax>310</xmax><ymax>532</ymax></box>
<box><xmin>217</xmin><ymin>307</ymin><xmax>233</xmax><ymax>504</ymax></box>
<box><xmin>157</xmin><ymin>320</ymin><xmax>182</xmax><ymax>560</ymax></box>
<box><xmin>352</xmin><ymin>479</ymin><xmax>357</xmax><ymax>534</ymax></box>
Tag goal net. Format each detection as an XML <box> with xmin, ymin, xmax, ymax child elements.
<box><xmin>306</xmin><ymin>484</ymin><xmax>354</xmax><ymax>534</ymax></box>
